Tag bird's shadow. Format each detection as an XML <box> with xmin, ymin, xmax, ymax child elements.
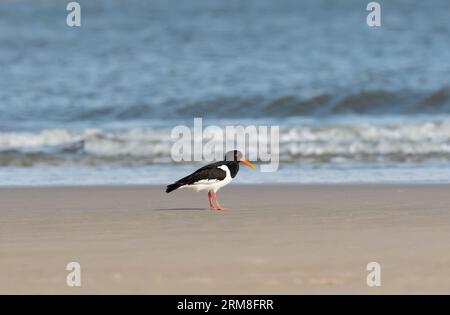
<box><xmin>152</xmin><ymin>207</ymin><xmax>207</xmax><ymax>211</ymax></box>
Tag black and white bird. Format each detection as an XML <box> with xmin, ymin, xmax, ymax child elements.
<box><xmin>166</xmin><ymin>150</ymin><xmax>256</xmax><ymax>210</ymax></box>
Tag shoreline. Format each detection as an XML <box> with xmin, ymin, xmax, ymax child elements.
<box><xmin>2</xmin><ymin>184</ymin><xmax>450</xmax><ymax>294</ymax></box>
<box><xmin>1</xmin><ymin>182</ymin><xmax>450</xmax><ymax>189</ymax></box>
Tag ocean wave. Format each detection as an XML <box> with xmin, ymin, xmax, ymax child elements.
<box><xmin>132</xmin><ymin>88</ymin><xmax>450</xmax><ymax>118</ymax></box>
<box><xmin>1</xmin><ymin>119</ymin><xmax>450</xmax><ymax>166</ymax></box>
<box><xmin>1</xmin><ymin>88</ymin><xmax>450</xmax><ymax>123</ymax></box>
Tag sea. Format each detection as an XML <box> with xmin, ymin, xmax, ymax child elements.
<box><xmin>1</xmin><ymin>0</ymin><xmax>450</xmax><ymax>185</ymax></box>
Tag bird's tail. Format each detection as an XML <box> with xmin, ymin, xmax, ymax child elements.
<box><xmin>166</xmin><ymin>183</ymin><xmax>182</xmax><ymax>193</ymax></box>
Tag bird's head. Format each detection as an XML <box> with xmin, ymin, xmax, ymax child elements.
<box><xmin>224</xmin><ymin>150</ymin><xmax>256</xmax><ymax>170</ymax></box>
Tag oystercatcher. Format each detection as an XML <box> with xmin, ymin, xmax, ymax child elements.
<box><xmin>166</xmin><ymin>150</ymin><xmax>256</xmax><ymax>210</ymax></box>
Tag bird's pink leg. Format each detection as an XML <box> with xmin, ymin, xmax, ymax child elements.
<box><xmin>208</xmin><ymin>191</ymin><xmax>215</xmax><ymax>210</ymax></box>
<box><xmin>211</xmin><ymin>191</ymin><xmax>225</xmax><ymax>210</ymax></box>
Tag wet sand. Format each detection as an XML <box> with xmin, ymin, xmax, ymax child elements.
<box><xmin>1</xmin><ymin>184</ymin><xmax>450</xmax><ymax>294</ymax></box>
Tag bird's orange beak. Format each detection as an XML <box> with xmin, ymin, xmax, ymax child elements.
<box><xmin>240</xmin><ymin>158</ymin><xmax>256</xmax><ymax>170</ymax></box>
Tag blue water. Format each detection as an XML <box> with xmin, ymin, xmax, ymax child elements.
<box><xmin>1</xmin><ymin>0</ymin><xmax>450</xmax><ymax>185</ymax></box>
<box><xmin>1</xmin><ymin>162</ymin><xmax>450</xmax><ymax>187</ymax></box>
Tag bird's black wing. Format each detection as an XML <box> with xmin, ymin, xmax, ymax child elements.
<box><xmin>178</xmin><ymin>162</ymin><xmax>226</xmax><ymax>185</ymax></box>
<box><xmin>190</xmin><ymin>161</ymin><xmax>224</xmax><ymax>175</ymax></box>
<box><xmin>166</xmin><ymin>162</ymin><xmax>226</xmax><ymax>193</ymax></box>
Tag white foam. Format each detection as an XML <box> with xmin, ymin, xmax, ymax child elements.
<box><xmin>0</xmin><ymin>119</ymin><xmax>450</xmax><ymax>164</ymax></box>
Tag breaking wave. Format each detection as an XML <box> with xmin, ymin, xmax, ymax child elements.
<box><xmin>1</xmin><ymin>88</ymin><xmax>450</xmax><ymax>122</ymax></box>
<box><xmin>2</xmin><ymin>118</ymin><xmax>450</xmax><ymax>166</ymax></box>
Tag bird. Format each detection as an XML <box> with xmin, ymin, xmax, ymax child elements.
<box><xmin>166</xmin><ymin>150</ymin><xmax>256</xmax><ymax>210</ymax></box>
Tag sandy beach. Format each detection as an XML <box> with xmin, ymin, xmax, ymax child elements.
<box><xmin>1</xmin><ymin>184</ymin><xmax>450</xmax><ymax>294</ymax></box>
